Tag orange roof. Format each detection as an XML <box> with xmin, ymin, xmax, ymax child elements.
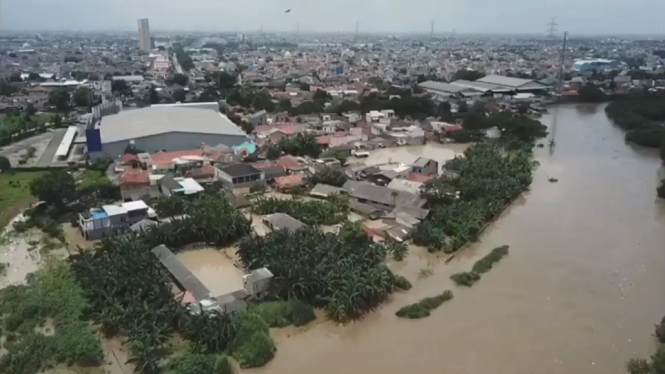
<box><xmin>150</xmin><ymin>149</ymin><xmax>205</xmax><ymax>167</ymax></box>
<box><xmin>408</xmin><ymin>173</ymin><xmax>435</xmax><ymax>183</ymax></box>
<box><xmin>119</xmin><ymin>169</ymin><xmax>150</xmax><ymax>186</ymax></box>
<box><xmin>255</xmin><ymin>123</ymin><xmax>296</xmax><ymax>135</ymax></box>
<box><xmin>276</xmin><ymin>156</ymin><xmax>306</xmax><ymax>171</ymax></box>
<box><xmin>274</xmin><ymin>174</ymin><xmax>303</xmax><ymax>188</ymax></box>
<box><xmin>316</xmin><ymin>136</ymin><xmax>330</xmax><ymax>145</ymax></box>
<box><xmin>120</xmin><ymin>153</ymin><xmax>139</xmax><ymax>164</ymax></box>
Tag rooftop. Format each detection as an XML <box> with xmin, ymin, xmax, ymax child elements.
<box><xmin>100</xmin><ymin>106</ymin><xmax>247</xmax><ymax>143</ymax></box>
<box><xmin>219</xmin><ymin>163</ymin><xmax>262</xmax><ymax>177</ymax></box>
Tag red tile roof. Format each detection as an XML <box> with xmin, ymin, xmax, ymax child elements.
<box><xmin>120</xmin><ymin>153</ymin><xmax>139</xmax><ymax>165</ymax></box>
<box><xmin>186</xmin><ymin>165</ymin><xmax>215</xmax><ymax>179</ymax></box>
<box><xmin>255</xmin><ymin>123</ymin><xmax>296</xmax><ymax>136</ymax></box>
<box><xmin>316</xmin><ymin>136</ymin><xmax>330</xmax><ymax>145</ymax></box>
<box><xmin>151</xmin><ymin>149</ymin><xmax>205</xmax><ymax>167</ymax></box>
<box><xmin>119</xmin><ymin>169</ymin><xmax>150</xmax><ymax>186</ymax></box>
<box><xmin>408</xmin><ymin>173</ymin><xmax>435</xmax><ymax>183</ymax></box>
<box><xmin>276</xmin><ymin>157</ymin><xmax>306</xmax><ymax>171</ymax></box>
<box><xmin>273</xmin><ymin>174</ymin><xmax>304</xmax><ymax>188</ymax></box>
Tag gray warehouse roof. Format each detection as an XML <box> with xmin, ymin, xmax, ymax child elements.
<box><xmin>418</xmin><ymin>81</ymin><xmax>468</xmax><ymax>94</ymax></box>
<box><xmin>100</xmin><ymin>106</ymin><xmax>247</xmax><ymax>143</ymax></box>
<box><xmin>476</xmin><ymin>75</ymin><xmax>548</xmax><ymax>89</ymax></box>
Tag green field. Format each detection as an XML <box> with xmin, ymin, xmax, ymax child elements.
<box><xmin>0</xmin><ymin>171</ymin><xmax>44</xmax><ymax>228</ymax></box>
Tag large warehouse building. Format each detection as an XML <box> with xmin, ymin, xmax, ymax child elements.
<box><xmin>87</xmin><ymin>103</ymin><xmax>248</xmax><ymax>159</ymax></box>
<box><xmin>418</xmin><ymin>74</ymin><xmax>550</xmax><ymax>98</ymax></box>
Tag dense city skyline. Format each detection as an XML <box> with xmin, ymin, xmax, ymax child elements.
<box><xmin>2</xmin><ymin>0</ymin><xmax>665</xmax><ymax>35</ymax></box>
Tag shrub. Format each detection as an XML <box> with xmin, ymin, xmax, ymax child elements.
<box><xmin>395</xmin><ymin>290</ymin><xmax>453</xmax><ymax>319</ymax></box>
<box><xmin>231</xmin><ymin>313</ymin><xmax>276</xmax><ymax>368</ymax></box>
<box><xmin>168</xmin><ymin>353</ymin><xmax>234</xmax><ymax>374</ymax></box>
<box><xmin>394</xmin><ymin>275</ymin><xmax>412</xmax><ymax>291</ymax></box>
<box><xmin>472</xmin><ymin>245</ymin><xmax>509</xmax><ymax>274</ymax></box>
<box><xmin>250</xmin><ymin>300</ymin><xmax>316</xmax><ymax>328</ymax></box>
<box><xmin>655</xmin><ymin>316</ymin><xmax>665</xmax><ymax>343</ymax></box>
<box><xmin>450</xmin><ymin>272</ymin><xmax>481</xmax><ymax>287</ymax></box>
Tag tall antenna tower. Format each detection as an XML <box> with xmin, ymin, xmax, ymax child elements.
<box><xmin>557</xmin><ymin>31</ymin><xmax>568</xmax><ymax>92</ymax></box>
<box><xmin>296</xmin><ymin>22</ymin><xmax>299</xmax><ymax>35</ymax></box>
<box><xmin>431</xmin><ymin>20</ymin><xmax>434</xmax><ymax>36</ymax></box>
<box><xmin>355</xmin><ymin>22</ymin><xmax>359</xmax><ymax>36</ymax></box>
<box><xmin>547</xmin><ymin>17</ymin><xmax>558</xmax><ymax>38</ymax></box>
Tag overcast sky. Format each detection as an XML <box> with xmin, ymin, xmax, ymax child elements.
<box><xmin>2</xmin><ymin>0</ymin><xmax>665</xmax><ymax>35</ymax></box>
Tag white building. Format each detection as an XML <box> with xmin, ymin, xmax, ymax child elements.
<box><xmin>138</xmin><ymin>18</ymin><xmax>151</xmax><ymax>52</ymax></box>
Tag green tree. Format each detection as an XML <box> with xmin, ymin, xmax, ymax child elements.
<box><xmin>660</xmin><ymin>136</ymin><xmax>665</xmax><ymax>163</ymax></box>
<box><xmin>266</xmin><ymin>145</ymin><xmax>281</xmax><ymax>160</ymax></box>
<box><xmin>218</xmin><ymin>72</ymin><xmax>237</xmax><ymax>90</ymax></box>
<box><xmin>171</xmin><ymin>73</ymin><xmax>189</xmax><ymax>86</ymax></box>
<box><xmin>72</xmin><ymin>86</ymin><xmax>91</xmax><ymax>107</ymax></box>
<box><xmin>438</xmin><ymin>101</ymin><xmax>453</xmax><ymax>121</ymax></box>
<box><xmin>29</xmin><ymin>170</ymin><xmax>76</xmax><ymax>207</ymax></box>
<box><xmin>51</xmin><ymin>114</ymin><xmax>63</xmax><ymax>128</ymax></box>
<box><xmin>172</xmin><ymin>88</ymin><xmax>187</xmax><ymax>103</ymax></box>
<box><xmin>578</xmin><ymin>84</ymin><xmax>606</xmax><ymax>103</ymax></box>
<box><xmin>313</xmin><ymin>89</ymin><xmax>332</xmax><ymax>102</ymax></box>
<box><xmin>124</xmin><ymin>144</ymin><xmax>144</xmax><ymax>155</ymax></box>
<box><xmin>0</xmin><ymin>155</ymin><xmax>10</xmax><ymax>172</ymax></box>
<box><xmin>0</xmin><ymin>80</ymin><xmax>17</xmax><ymax>96</ymax></box>
<box><xmin>658</xmin><ymin>180</ymin><xmax>665</xmax><ymax>199</ymax></box>
<box><xmin>48</xmin><ymin>89</ymin><xmax>71</xmax><ymax>112</ymax></box>
<box><xmin>25</xmin><ymin>102</ymin><xmax>37</xmax><ymax>116</ymax></box>
<box><xmin>241</xmin><ymin>121</ymin><xmax>254</xmax><ymax>134</ymax></box>
<box><xmin>309</xmin><ymin>168</ymin><xmax>347</xmax><ymax>187</ymax></box>
<box><xmin>462</xmin><ymin>112</ymin><xmax>489</xmax><ymax>130</ymax></box>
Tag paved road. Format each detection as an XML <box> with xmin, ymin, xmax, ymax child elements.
<box><xmin>36</xmin><ymin>129</ymin><xmax>67</xmax><ymax>166</ymax></box>
<box><xmin>0</xmin><ymin>132</ymin><xmax>53</xmax><ymax>156</ymax></box>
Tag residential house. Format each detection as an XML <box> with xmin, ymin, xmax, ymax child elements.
<box><xmin>159</xmin><ymin>176</ymin><xmax>205</xmax><ymax>196</ymax></box>
<box><xmin>263</xmin><ymin>213</ymin><xmax>306</xmax><ymax>232</ymax></box>
<box><xmin>344</xmin><ymin>180</ymin><xmax>426</xmax><ymax>211</ymax></box>
<box><xmin>215</xmin><ymin>163</ymin><xmax>265</xmax><ymax>190</ymax></box>
<box><xmin>79</xmin><ymin>200</ymin><xmax>152</xmax><ymax>240</ymax></box>
<box><xmin>248</xmin><ymin>110</ymin><xmax>268</xmax><ymax>127</ymax></box>
<box><xmin>411</xmin><ymin>157</ymin><xmax>439</xmax><ymax>176</ymax></box>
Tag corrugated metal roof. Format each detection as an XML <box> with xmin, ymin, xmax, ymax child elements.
<box><xmin>100</xmin><ymin>106</ymin><xmax>247</xmax><ymax>143</ymax></box>
<box><xmin>476</xmin><ymin>75</ymin><xmax>541</xmax><ymax>89</ymax></box>
<box><xmin>418</xmin><ymin>81</ymin><xmax>468</xmax><ymax>93</ymax></box>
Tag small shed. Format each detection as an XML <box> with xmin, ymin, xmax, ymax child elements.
<box><xmin>309</xmin><ymin>183</ymin><xmax>342</xmax><ymax>199</ymax></box>
<box><xmin>263</xmin><ymin>213</ymin><xmax>306</xmax><ymax>232</ymax></box>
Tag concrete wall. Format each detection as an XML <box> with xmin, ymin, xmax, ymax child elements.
<box><xmin>95</xmin><ymin>132</ymin><xmax>247</xmax><ymax>159</ymax></box>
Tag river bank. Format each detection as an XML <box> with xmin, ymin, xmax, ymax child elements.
<box><xmin>251</xmin><ymin>103</ymin><xmax>665</xmax><ymax>374</ymax></box>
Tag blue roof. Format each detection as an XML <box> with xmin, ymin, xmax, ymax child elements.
<box><xmin>91</xmin><ymin>211</ymin><xmax>108</xmax><ymax>220</ymax></box>
<box><xmin>233</xmin><ymin>141</ymin><xmax>257</xmax><ymax>154</ymax></box>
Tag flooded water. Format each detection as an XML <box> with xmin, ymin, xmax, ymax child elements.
<box><xmin>348</xmin><ymin>143</ymin><xmax>467</xmax><ymax>173</ymax></box>
<box><xmin>177</xmin><ymin>248</ymin><xmax>245</xmax><ymax>297</ymax></box>
<box><xmin>253</xmin><ymin>104</ymin><xmax>665</xmax><ymax>374</ymax></box>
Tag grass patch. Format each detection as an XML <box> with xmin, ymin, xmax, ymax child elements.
<box><xmin>450</xmin><ymin>271</ymin><xmax>481</xmax><ymax>287</ymax></box>
<box><xmin>231</xmin><ymin>312</ymin><xmax>277</xmax><ymax>369</ymax></box>
<box><xmin>249</xmin><ymin>300</ymin><xmax>316</xmax><ymax>328</ymax></box>
<box><xmin>0</xmin><ymin>171</ymin><xmax>44</xmax><ymax>228</ymax></box>
<box><xmin>0</xmin><ymin>260</ymin><xmax>103</xmax><ymax>373</ymax></box>
<box><xmin>472</xmin><ymin>245</ymin><xmax>509</xmax><ymax>274</ymax></box>
<box><xmin>395</xmin><ymin>290</ymin><xmax>454</xmax><ymax>319</ymax></box>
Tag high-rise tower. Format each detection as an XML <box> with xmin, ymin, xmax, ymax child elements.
<box><xmin>138</xmin><ymin>18</ymin><xmax>151</xmax><ymax>52</ymax></box>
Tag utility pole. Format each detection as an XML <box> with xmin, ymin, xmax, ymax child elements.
<box><xmin>547</xmin><ymin>17</ymin><xmax>558</xmax><ymax>38</ymax></box>
<box><xmin>557</xmin><ymin>31</ymin><xmax>568</xmax><ymax>92</ymax></box>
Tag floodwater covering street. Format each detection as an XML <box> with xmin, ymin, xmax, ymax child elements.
<box><xmin>254</xmin><ymin>104</ymin><xmax>665</xmax><ymax>374</ymax></box>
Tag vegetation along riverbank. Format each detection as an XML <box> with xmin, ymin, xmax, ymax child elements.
<box><xmin>413</xmin><ymin>142</ymin><xmax>538</xmax><ymax>253</ymax></box>
<box><xmin>450</xmin><ymin>245</ymin><xmax>510</xmax><ymax>287</ymax></box>
<box><xmin>395</xmin><ymin>290</ymin><xmax>454</xmax><ymax>319</ymax></box>
<box><xmin>625</xmin><ymin>316</ymin><xmax>665</xmax><ymax>374</ymax></box>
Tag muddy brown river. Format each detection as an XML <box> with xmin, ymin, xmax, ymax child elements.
<box><xmin>252</xmin><ymin>104</ymin><xmax>665</xmax><ymax>374</ymax></box>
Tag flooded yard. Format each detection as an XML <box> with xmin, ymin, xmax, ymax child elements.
<box><xmin>348</xmin><ymin>143</ymin><xmax>468</xmax><ymax>172</ymax></box>
<box><xmin>177</xmin><ymin>248</ymin><xmax>245</xmax><ymax>297</ymax></box>
<box><xmin>252</xmin><ymin>104</ymin><xmax>665</xmax><ymax>374</ymax></box>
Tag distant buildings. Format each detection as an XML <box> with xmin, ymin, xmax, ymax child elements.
<box><xmin>138</xmin><ymin>18</ymin><xmax>152</xmax><ymax>52</ymax></box>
